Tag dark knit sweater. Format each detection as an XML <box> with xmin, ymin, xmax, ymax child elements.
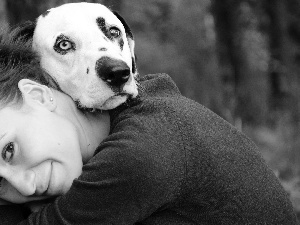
<box><xmin>1</xmin><ymin>73</ymin><xmax>297</xmax><ymax>224</ymax></box>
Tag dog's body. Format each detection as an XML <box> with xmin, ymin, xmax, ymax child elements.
<box><xmin>28</xmin><ymin>3</ymin><xmax>138</xmax><ymax>110</ymax></box>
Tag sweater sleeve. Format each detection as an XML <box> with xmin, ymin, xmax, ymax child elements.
<box><xmin>19</xmin><ymin>115</ymin><xmax>184</xmax><ymax>225</ymax></box>
<box><xmin>0</xmin><ymin>205</ymin><xmax>29</xmax><ymax>225</ymax></box>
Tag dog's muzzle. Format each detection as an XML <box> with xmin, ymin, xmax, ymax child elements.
<box><xmin>96</xmin><ymin>57</ymin><xmax>130</xmax><ymax>87</ymax></box>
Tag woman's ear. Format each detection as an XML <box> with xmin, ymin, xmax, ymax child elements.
<box><xmin>18</xmin><ymin>79</ymin><xmax>56</xmax><ymax>111</ymax></box>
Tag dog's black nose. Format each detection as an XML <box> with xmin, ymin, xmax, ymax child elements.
<box><xmin>96</xmin><ymin>57</ymin><xmax>130</xmax><ymax>87</ymax></box>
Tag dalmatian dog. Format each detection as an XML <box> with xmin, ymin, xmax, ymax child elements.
<box><xmin>17</xmin><ymin>2</ymin><xmax>138</xmax><ymax>110</ymax></box>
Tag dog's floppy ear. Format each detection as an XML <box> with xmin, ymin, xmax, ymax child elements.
<box><xmin>113</xmin><ymin>11</ymin><xmax>137</xmax><ymax>74</ymax></box>
<box><xmin>112</xmin><ymin>11</ymin><xmax>134</xmax><ymax>40</ymax></box>
<box><xmin>11</xmin><ymin>21</ymin><xmax>36</xmax><ymax>42</ymax></box>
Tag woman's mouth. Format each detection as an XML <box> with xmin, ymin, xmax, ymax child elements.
<box><xmin>44</xmin><ymin>161</ymin><xmax>53</xmax><ymax>195</ymax></box>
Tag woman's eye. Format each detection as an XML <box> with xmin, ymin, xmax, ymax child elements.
<box><xmin>58</xmin><ymin>40</ymin><xmax>73</xmax><ymax>50</ymax></box>
<box><xmin>2</xmin><ymin>142</ymin><xmax>15</xmax><ymax>162</ymax></box>
<box><xmin>109</xmin><ymin>27</ymin><xmax>121</xmax><ymax>38</ymax></box>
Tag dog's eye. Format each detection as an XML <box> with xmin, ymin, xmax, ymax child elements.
<box><xmin>109</xmin><ymin>27</ymin><xmax>121</xmax><ymax>38</ymax></box>
<box><xmin>58</xmin><ymin>40</ymin><xmax>73</xmax><ymax>50</ymax></box>
<box><xmin>54</xmin><ymin>35</ymin><xmax>75</xmax><ymax>55</ymax></box>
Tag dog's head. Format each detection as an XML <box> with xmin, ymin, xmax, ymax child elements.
<box><xmin>17</xmin><ymin>2</ymin><xmax>138</xmax><ymax>110</ymax></box>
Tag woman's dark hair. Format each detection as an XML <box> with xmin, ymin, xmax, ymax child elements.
<box><xmin>0</xmin><ymin>26</ymin><xmax>60</xmax><ymax>107</ymax></box>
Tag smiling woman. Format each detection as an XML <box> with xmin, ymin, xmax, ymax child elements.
<box><xmin>0</xmin><ymin>29</ymin><xmax>110</xmax><ymax>205</ymax></box>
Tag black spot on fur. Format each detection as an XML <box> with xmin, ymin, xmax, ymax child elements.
<box><xmin>87</xmin><ymin>67</ymin><xmax>89</xmax><ymax>74</ymax></box>
<box><xmin>96</xmin><ymin>17</ymin><xmax>111</xmax><ymax>40</ymax></box>
<box><xmin>131</xmin><ymin>57</ymin><xmax>136</xmax><ymax>74</ymax></box>
<box><xmin>119</xmin><ymin>38</ymin><xmax>124</xmax><ymax>51</ymax></box>
<box><xmin>96</xmin><ymin>17</ymin><xmax>124</xmax><ymax>50</ymax></box>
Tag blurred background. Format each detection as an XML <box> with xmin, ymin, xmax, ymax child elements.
<box><xmin>1</xmin><ymin>0</ymin><xmax>300</xmax><ymax>219</ymax></box>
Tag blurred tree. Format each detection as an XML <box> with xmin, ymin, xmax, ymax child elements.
<box><xmin>265</xmin><ymin>0</ymin><xmax>300</xmax><ymax>124</ymax></box>
<box><xmin>171</xmin><ymin>0</ymin><xmax>224</xmax><ymax>117</ymax></box>
<box><xmin>211</xmin><ymin>0</ymin><xmax>239</xmax><ymax>125</ymax></box>
<box><xmin>212</xmin><ymin>0</ymin><xmax>269</xmax><ymax>126</ymax></box>
<box><xmin>266</xmin><ymin>0</ymin><xmax>285</xmax><ymax>110</ymax></box>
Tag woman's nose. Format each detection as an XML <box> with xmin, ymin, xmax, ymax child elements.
<box><xmin>5</xmin><ymin>169</ymin><xmax>36</xmax><ymax>196</ymax></box>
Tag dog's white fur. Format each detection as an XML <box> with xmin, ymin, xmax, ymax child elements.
<box><xmin>33</xmin><ymin>3</ymin><xmax>138</xmax><ymax>110</ymax></box>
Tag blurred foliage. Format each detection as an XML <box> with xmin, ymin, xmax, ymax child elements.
<box><xmin>1</xmin><ymin>0</ymin><xmax>300</xmax><ymax>221</ymax></box>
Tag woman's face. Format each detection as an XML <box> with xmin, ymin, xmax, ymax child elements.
<box><xmin>0</xmin><ymin>104</ymin><xmax>83</xmax><ymax>203</ymax></box>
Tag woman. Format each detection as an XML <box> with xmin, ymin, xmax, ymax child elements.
<box><xmin>0</xmin><ymin>29</ymin><xmax>298</xmax><ymax>224</ymax></box>
<box><xmin>0</xmin><ymin>30</ymin><xmax>110</xmax><ymax>222</ymax></box>
<box><xmin>0</xmin><ymin>30</ymin><xmax>110</xmax><ymax>204</ymax></box>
